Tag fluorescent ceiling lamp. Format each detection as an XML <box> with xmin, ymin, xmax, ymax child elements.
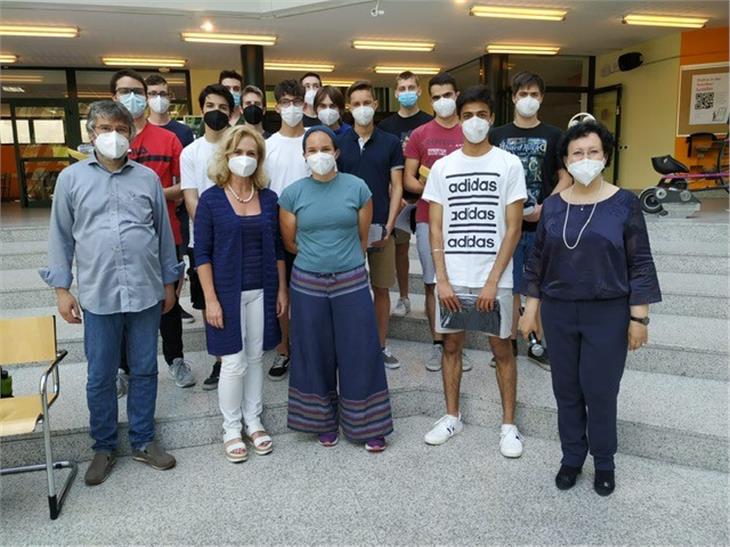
<box><xmin>265</xmin><ymin>61</ymin><xmax>335</xmax><ymax>72</ymax></box>
<box><xmin>0</xmin><ymin>74</ymin><xmax>43</xmax><ymax>83</ymax></box>
<box><xmin>622</xmin><ymin>14</ymin><xmax>708</xmax><ymax>28</ymax></box>
<box><xmin>470</xmin><ymin>5</ymin><xmax>566</xmax><ymax>21</ymax></box>
<box><xmin>322</xmin><ymin>79</ymin><xmax>355</xmax><ymax>87</ymax></box>
<box><xmin>102</xmin><ymin>57</ymin><xmax>187</xmax><ymax>68</ymax></box>
<box><xmin>0</xmin><ymin>54</ymin><xmax>18</xmax><ymax>63</ymax></box>
<box><xmin>352</xmin><ymin>39</ymin><xmax>435</xmax><ymax>52</ymax></box>
<box><xmin>486</xmin><ymin>44</ymin><xmax>560</xmax><ymax>55</ymax></box>
<box><xmin>374</xmin><ymin>66</ymin><xmax>440</xmax><ymax>75</ymax></box>
<box><xmin>2</xmin><ymin>86</ymin><xmax>25</xmax><ymax>93</ymax></box>
<box><xmin>181</xmin><ymin>32</ymin><xmax>276</xmax><ymax>45</ymax></box>
<box><xmin>0</xmin><ymin>24</ymin><xmax>79</xmax><ymax>37</ymax></box>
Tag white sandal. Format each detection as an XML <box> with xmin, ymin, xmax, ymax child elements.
<box><xmin>223</xmin><ymin>438</ymin><xmax>248</xmax><ymax>463</ymax></box>
<box><xmin>245</xmin><ymin>424</ymin><xmax>273</xmax><ymax>456</ymax></box>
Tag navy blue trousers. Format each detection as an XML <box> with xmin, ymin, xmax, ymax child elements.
<box><xmin>541</xmin><ymin>296</ymin><xmax>629</xmax><ymax>471</ymax></box>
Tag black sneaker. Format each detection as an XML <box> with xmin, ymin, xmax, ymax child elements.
<box><xmin>527</xmin><ymin>344</ymin><xmax>550</xmax><ymax>371</ymax></box>
<box><xmin>202</xmin><ymin>361</ymin><xmax>221</xmax><ymax>390</ymax></box>
<box><xmin>490</xmin><ymin>339</ymin><xmax>518</xmax><ymax>368</ymax></box>
<box><xmin>180</xmin><ymin>308</ymin><xmax>195</xmax><ymax>324</ymax></box>
<box><xmin>268</xmin><ymin>353</ymin><xmax>290</xmax><ymax>381</ymax></box>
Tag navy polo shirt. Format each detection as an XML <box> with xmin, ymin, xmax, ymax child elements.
<box><xmin>336</xmin><ymin>127</ymin><xmax>404</xmax><ymax>225</ymax></box>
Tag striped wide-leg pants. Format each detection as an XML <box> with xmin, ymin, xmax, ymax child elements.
<box><xmin>287</xmin><ymin>265</ymin><xmax>393</xmax><ymax>441</ymax></box>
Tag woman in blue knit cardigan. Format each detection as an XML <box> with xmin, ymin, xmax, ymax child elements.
<box><xmin>194</xmin><ymin>126</ymin><xmax>287</xmax><ymax>463</ymax></box>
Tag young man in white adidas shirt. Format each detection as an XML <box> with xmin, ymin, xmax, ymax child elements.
<box><xmin>181</xmin><ymin>83</ymin><xmax>234</xmax><ymax>390</ymax></box>
<box><xmin>422</xmin><ymin>85</ymin><xmax>527</xmax><ymax>457</ymax></box>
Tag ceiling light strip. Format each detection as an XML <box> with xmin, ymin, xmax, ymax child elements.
<box><xmin>265</xmin><ymin>62</ymin><xmax>335</xmax><ymax>72</ymax></box>
<box><xmin>374</xmin><ymin>66</ymin><xmax>441</xmax><ymax>75</ymax></box>
<box><xmin>470</xmin><ymin>6</ymin><xmax>566</xmax><ymax>21</ymax></box>
<box><xmin>102</xmin><ymin>57</ymin><xmax>187</xmax><ymax>67</ymax></box>
<box><xmin>181</xmin><ymin>32</ymin><xmax>276</xmax><ymax>45</ymax></box>
<box><xmin>352</xmin><ymin>40</ymin><xmax>435</xmax><ymax>52</ymax></box>
<box><xmin>0</xmin><ymin>24</ymin><xmax>79</xmax><ymax>37</ymax></box>
<box><xmin>622</xmin><ymin>14</ymin><xmax>708</xmax><ymax>28</ymax></box>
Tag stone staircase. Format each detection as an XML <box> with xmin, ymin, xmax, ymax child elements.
<box><xmin>0</xmin><ymin>209</ymin><xmax>728</xmax><ymax>477</ymax></box>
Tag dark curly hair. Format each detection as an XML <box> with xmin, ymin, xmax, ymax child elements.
<box><xmin>559</xmin><ymin>120</ymin><xmax>615</xmax><ymax>169</ymax></box>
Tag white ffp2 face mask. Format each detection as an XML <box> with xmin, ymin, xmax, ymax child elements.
<box><xmin>148</xmin><ymin>95</ymin><xmax>170</xmax><ymax>114</ymax></box>
<box><xmin>351</xmin><ymin>105</ymin><xmax>375</xmax><ymax>126</ymax></box>
<box><xmin>568</xmin><ymin>158</ymin><xmax>605</xmax><ymax>186</ymax></box>
<box><xmin>461</xmin><ymin>116</ymin><xmax>491</xmax><ymax>144</ymax></box>
<box><xmin>306</xmin><ymin>152</ymin><xmax>336</xmax><ymax>176</ymax></box>
<box><xmin>304</xmin><ymin>89</ymin><xmax>317</xmax><ymax>106</ymax></box>
<box><xmin>317</xmin><ymin>107</ymin><xmax>340</xmax><ymax>126</ymax></box>
<box><xmin>515</xmin><ymin>96</ymin><xmax>540</xmax><ymax>118</ymax></box>
<box><xmin>94</xmin><ymin>131</ymin><xmax>129</xmax><ymax>160</ymax></box>
<box><xmin>228</xmin><ymin>155</ymin><xmax>258</xmax><ymax>178</ymax></box>
<box><xmin>432</xmin><ymin>97</ymin><xmax>456</xmax><ymax>118</ymax></box>
<box><xmin>280</xmin><ymin>104</ymin><xmax>304</xmax><ymax>127</ymax></box>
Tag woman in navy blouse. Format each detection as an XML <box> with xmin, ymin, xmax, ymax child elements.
<box><xmin>519</xmin><ymin>120</ymin><xmax>661</xmax><ymax>496</ymax></box>
<box><xmin>194</xmin><ymin>126</ymin><xmax>287</xmax><ymax>463</ymax></box>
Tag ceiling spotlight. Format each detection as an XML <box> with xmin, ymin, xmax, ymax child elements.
<box><xmin>200</xmin><ymin>20</ymin><xmax>214</xmax><ymax>32</ymax></box>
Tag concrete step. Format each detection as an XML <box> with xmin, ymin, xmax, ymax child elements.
<box><xmin>1</xmin><ymin>340</ymin><xmax>726</xmax><ymax>473</ymax></box>
<box><xmin>401</xmin><ymin>260</ymin><xmax>729</xmax><ymax>319</ymax></box>
<box><xmin>643</xmin><ymin>217</ymin><xmax>728</xmax><ymax>245</ymax></box>
<box><xmin>1</xmin><ymin>415</ymin><xmax>726</xmax><ymax>546</ymax></box>
<box><xmin>388</xmin><ymin>293</ymin><xmax>728</xmax><ymax>381</ymax></box>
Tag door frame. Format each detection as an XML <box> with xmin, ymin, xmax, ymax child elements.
<box><xmin>590</xmin><ymin>84</ymin><xmax>623</xmax><ymax>184</ymax></box>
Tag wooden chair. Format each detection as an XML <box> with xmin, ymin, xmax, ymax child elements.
<box><xmin>0</xmin><ymin>315</ymin><xmax>77</xmax><ymax>520</ymax></box>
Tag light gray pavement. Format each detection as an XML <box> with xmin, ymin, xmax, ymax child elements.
<box><xmin>1</xmin><ymin>415</ymin><xmax>727</xmax><ymax>546</ymax></box>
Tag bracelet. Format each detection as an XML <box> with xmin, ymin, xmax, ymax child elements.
<box><xmin>431</xmin><ymin>248</ymin><xmax>444</xmax><ymax>253</ymax></box>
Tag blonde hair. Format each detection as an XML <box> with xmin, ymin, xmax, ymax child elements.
<box><xmin>208</xmin><ymin>125</ymin><xmax>268</xmax><ymax>190</ymax></box>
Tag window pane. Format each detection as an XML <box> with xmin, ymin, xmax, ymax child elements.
<box><xmin>33</xmin><ymin>120</ymin><xmax>66</xmax><ymax>143</ymax></box>
<box><xmin>76</xmin><ymin>70</ymin><xmax>188</xmax><ymax>100</ymax></box>
<box><xmin>0</xmin><ymin>69</ymin><xmax>67</xmax><ymax>99</ymax></box>
<box><xmin>507</xmin><ymin>56</ymin><xmax>589</xmax><ymax>88</ymax></box>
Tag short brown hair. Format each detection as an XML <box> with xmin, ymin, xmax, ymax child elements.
<box><xmin>145</xmin><ymin>74</ymin><xmax>167</xmax><ymax>87</ymax></box>
<box><xmin>242</xmin><ymin>84</ymin><xmax>265</xmax><ymax>106</ymax></box>
<box><xmin>208</xmin><ymin>125</ymin><xmax>268</xmax><ymax>191</ymax></box>
<box><xmin>511</xmin><ymin>71</ymin><xmax>545</xmax><ymax>96</ymax></box>
<box><xmin>314</xmin><ymin>85</ymin><xmax>345</xmax><ymax>111</ymax></box>
<box><xmin>396</xmin><ymin>71</ymin><xmax>419</xmax><ymax>86</ymax></box>
<box><xmin>346</xmin><ymin>79</ymin><xmax>374</xmax><ymax>101</ymax></box>
<box><xmin>110</xmin><ymin>69</ymin><xmax>146</xmax><ymax>95</ymax></box>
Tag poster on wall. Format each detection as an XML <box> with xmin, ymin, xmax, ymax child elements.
<box><xmin>677</xmin><ymin>62</ymin><xmax>730</xmax><ymax>136</ymax></box>
<box><xmin>689</xmin><ymin>72</ymin><xmax>728</xmax><ymax>125</ymax></box>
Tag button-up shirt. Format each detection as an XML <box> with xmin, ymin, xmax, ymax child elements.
<box><xmin>39</xmin><ymin>154</ymin><xmax>183</xmax><ymax>315</ymax></box>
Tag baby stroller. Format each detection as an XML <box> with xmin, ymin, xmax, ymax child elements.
<box><xmin>639</xmin><ymin>133</ymin><xmax>728</xmax><ymax>215</ymax></box>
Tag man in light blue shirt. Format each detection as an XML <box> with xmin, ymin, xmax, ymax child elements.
<box><xmin>39</xmin><ymin>100</ymin><xmax>183</xmax><ymax>486</ymax></box>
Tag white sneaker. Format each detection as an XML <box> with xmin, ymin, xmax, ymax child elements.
<box><xmin>424</xmin><ymin>413</ymin><xmax>463</xmax><ymax>445</ymax></box>
<box><xmin>425</xmin><ymin>344</ymin><xmax>443</xmax><ymax>372</ymax></box>
<box><xmin>500</xmin><ymin>424</ymin><xmax>524</xmax><ymax>458</ymax></box>
<box><xmin>116</xmin><ymin>370</ymin><xmax>128</xmax><ymax>399</ymax></box>
<box><xmin>393</xmin><ymin>297</ymin><xmax>411</xmax><ymax>317</ymax></box>
<box><xmin>462</xmin><ymin>351</ymin><xmax>473</xmax><ymax>372</ymax></box>
<box><xmin>382</xmin><ymin>347</ymin><xmax>400</xmax><ymax>370</ymax></box>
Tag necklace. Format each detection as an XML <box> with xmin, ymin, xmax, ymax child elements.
<box><xmin>227</xmin><ymin>184</ymin><xmax>255</xmax><ymax>204</ymax></box>
<box><xmin>562</xmin><ymin>180</ymin><xmax>604</xmax><ymax>250</ymax></box>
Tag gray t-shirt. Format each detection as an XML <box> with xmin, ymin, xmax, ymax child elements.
<box><xmin>278</xmin><ymin>172</ymin><xmax>372</xmax><ymax>274</ymax></box>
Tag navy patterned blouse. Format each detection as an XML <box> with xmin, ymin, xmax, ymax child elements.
<box><xmin>522</xmin><ymin>188</ymin><xmax>662</xmax><ymax>305</ymax></box>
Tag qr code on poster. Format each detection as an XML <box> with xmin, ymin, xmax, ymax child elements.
<box><xmin>694</xmin><ymin>92</ymin><xmax>714</xmax><ymax>110</ymax></box>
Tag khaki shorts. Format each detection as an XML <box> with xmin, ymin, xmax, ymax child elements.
<box><xmin>434</xmin><ymin>285</ymin><xmax>513</xmax><ymax>339</ymax></box>
<box><xmin>367</xmin><ymin>235</ymin><xmax>396</xmax><ymax>289</ymax></box>
<box><xmin>392</xmin><ymin>228</ymin><xmax>411</xmax><ymax>245</ymax></box>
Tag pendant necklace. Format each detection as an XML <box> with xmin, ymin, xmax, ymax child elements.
<box><xmin>562</xmin><ymin>180</ymin><xmax>604</xmax><ymax>250</ymax></box>
<box><xmin>227</xmin><ymin>184</ymin><xmax>255</xmax><ymax>203</ymax></box>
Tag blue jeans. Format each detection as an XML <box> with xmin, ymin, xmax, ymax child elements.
<box><xmin>512</xmin><ymin>230</ymin><xmax>536</xmax><ymax>295</ymax></box>
<box><xmin>83</xmin><ymin>302</ymin><xmax>162</xmax><ymax>452</ymax></box>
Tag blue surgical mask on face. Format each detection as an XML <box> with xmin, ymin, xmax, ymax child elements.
<box><xmin>231</xmin><ymin>91</ymin><xmax>241</xmax><ymax>108</ymax></box>
<box><xmin>397</xmin><ymin>90</ymin><xmax>418</xmax><ymax>108</ymax></box>
<box><xmin>118</xmin><ymin>92</ymin><xmax>147</xmax><ymax>118</ymax></box>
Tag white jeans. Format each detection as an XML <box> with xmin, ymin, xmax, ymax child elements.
<box><xmin>219</xmin><ymin>289</ymin><xmax>265</xmax><ymax>441</ymax></box>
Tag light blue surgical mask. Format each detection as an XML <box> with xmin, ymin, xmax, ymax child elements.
<box><xmin>118</xmin><ymin>92</ymin><xmax>147</xmax><ymax>118</ymax></box>
<box><xmin>231</xmin><ymin>91</ymin><xmax>241</xmax><ymax>108</ymax></box>
<box><xmin>397</xmin><ymin>90</ymin><xmax>418</xmax><ymax>108</ymax></box>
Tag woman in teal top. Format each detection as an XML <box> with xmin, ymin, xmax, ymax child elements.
<box><xmin>279</xmin><ymin>125</ymin><xmax>393</xmax><ymax>452</ymax></box>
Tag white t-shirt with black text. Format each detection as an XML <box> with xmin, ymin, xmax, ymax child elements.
<box><xmin>265</xmin><ymin>132</ymin><xmax>309</xmax><ymax>196</ymax></box>
<box><xmin>180</xmin><ymin>136</ymin><xmax>218</xmax><ymax>247</ymax></box>
<box><xmin>423</xmin><ymin>147</ymin><xmax>527</xmax><ymax>288</ymax></box>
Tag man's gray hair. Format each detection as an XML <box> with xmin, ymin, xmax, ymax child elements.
<box><xmin>86</xmin><ymin>100</ymin><xmax>135</xmax><ymax>139</ymax></box>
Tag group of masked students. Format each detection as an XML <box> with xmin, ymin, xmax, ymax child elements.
<box><xmin>42</xmin><ymin>67</ymin><xmax>660</xmax><ymax>497</ymax></box>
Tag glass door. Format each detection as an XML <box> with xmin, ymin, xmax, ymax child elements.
<box><xmin>6</xmin><ymin>100</ymin><xmax>73</xmax><ymax>207</ymax></box>
<box><xmin>591</xmin><ymin>85</ymin><xmax>622</xmax><ymax>184</ymax></box>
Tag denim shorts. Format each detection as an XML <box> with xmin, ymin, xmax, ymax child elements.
<box><xmin>512</xmin><ymin>230</ymin><xmax>536</xmax><ymax>295</ymax></box>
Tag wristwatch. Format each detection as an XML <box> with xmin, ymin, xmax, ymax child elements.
<box><xmin>630</xmin><ymin>316</ymin><xmax>650</xmax><ymax>326</ymax></box>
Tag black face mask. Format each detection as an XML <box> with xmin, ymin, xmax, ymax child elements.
<box><xmin>243</xmin><ymin>104</ymin><xmax>264</xmax><ymax>125</ymax></box>
<box><xmin>203</xmin><ymin>109</ymin><xmax>230</xmax><ymax>131</ymax></box>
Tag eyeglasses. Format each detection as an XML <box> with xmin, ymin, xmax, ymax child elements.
<box><xmin>278</xmin><ymin>99</ymin><xmax>304</xmax><ymax>108</ymax></box>
<box><xmin>147</xmin><ymin>91</ymin><xmax>169</xmax><ymax>98</ymax></box>
<box><xmin>116</xmin><ymin>87</ymin><xmax>145</xmax><ymax>96</ymax></box>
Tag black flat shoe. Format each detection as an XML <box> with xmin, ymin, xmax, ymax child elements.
<box><xmin>555</xmin><ymin>464</ymin><xmax>582</xmax><ymax>490</ymax></box>
<box><xmin>594</xmin><ymin>469</ymin><xmax>615</xmax><ymax>496</ymax></box>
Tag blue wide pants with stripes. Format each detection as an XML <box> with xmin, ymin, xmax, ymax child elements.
<box><xmin>287</xmin><ymin>265</ymin><xmax>394</xmax><ymax>441</ymax></box>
